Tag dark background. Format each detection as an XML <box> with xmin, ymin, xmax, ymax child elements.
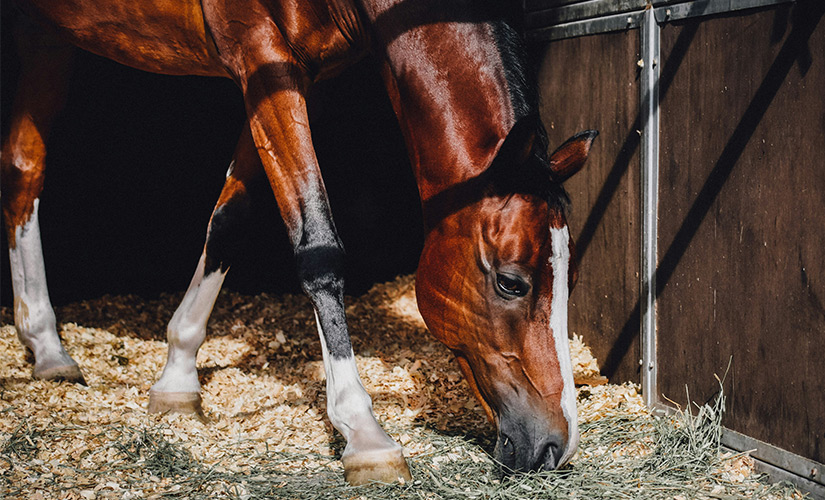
<box><xmin>0</xmin><ymin>10</ymin><xmax>424</xmax><ymax>307</ymax></box>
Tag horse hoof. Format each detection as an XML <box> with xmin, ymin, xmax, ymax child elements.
<box><xmin>34</xmin><ymin>363</ymin><xmax>87</xmax><ymax>385</ymax></box>
<box><xmin>342</xmin><ymin>447</ymin><xmax>412</xmax><ymax>485</ymax></box>
<box><xmin>148</xmin><ymin>391</ymin><xmax>207</xmax><ymax>422</ymax></box>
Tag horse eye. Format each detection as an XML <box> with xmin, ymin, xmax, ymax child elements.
<box><xmin>495</xmin><ymin>273</ymin><xmax>529</xmax><ymax>298</ymax></box>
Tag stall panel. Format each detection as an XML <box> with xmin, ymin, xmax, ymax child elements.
<box><xmin>537</xmin><ymin>29</ymin><xmax>642</xmax><ymax>383</ymax></box>
<box><xmin>656</xmin><ymin>6</ymin><xmax>825</xmax><ymax>463</ymax></box>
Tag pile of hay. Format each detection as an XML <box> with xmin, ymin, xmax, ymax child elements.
<box><xmin>0</xmin><ymin>276</ymin><xmax>805</xmax><ymax>499</ymax></box>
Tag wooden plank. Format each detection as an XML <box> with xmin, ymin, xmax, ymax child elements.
<box><xmin>535</xmin><ymin>29</ymin><xmax>642</xmax><ymax>384</ymax></box>
<box><xmin>656</xmin><ymin>4</ymin><xmax>825</xmax><ymax>463</ymax></box>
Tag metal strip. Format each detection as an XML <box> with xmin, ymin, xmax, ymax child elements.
<box><xmin>655</xmin><ymin>0</ymin><xmax>795</xmax><ymax>23</ymax></box>
<box><xmin>722</xmin><ymin>428</ymin><xmax>825</xmax><ymax>490</ymax></box>
<box><xmin>750</xmin><ymin>459</ymin><xmax>825</xmax><ymax>500</ymax></box>
<box><xmin>639</xmin><ymin>7</ymin><xmax>660</xmax><ymax>410</ymax></box>
<box><xmin>524</xmin><ymin>0</ymin><xmax>789</xmax><ymax>13</ymax></box>
<box><xmin>526</xmin><ymin>0</ymin><xmax>795</xmax><ymax>41</ymax></box>
<box><xmin>525</xmin><ymin>0</ymin><xmax>647</xmax><ymax>29</ymax></box>
<box><xmin>527</xmin><ymin>10</ymin><xmax>643</xmax><ymax>42</ymax></box>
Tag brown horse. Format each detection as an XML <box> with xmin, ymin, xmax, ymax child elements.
<box><xmin>1</xmin><ymin>0</ymin><xmax>597</xmax><ymax>485</ymax></box>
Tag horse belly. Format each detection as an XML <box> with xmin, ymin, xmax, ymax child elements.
<box><xmin>26</xmin><ymin>0</ymin><xmax>226</xmax><ymax>77</ymax></box>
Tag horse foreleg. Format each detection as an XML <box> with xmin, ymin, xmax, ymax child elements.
<box><xmin>263</xmin><ymin>112</ymin><xmax>411</xmax><ymax>484</ymax></box>
<box><xmin>1</xmin><ymin>19</ymin><xmax>84</xmax><ymax>384</ymax></box>
<box><xmin>198</xmin><ymin>3</ymin><xmax>410</xmax><ymax>481</ymax></box>
<box><xmin>234</xmin><ymin>59</ymin><xmax>409</xmax><ymax>489</ymax></box>
<box><xmin>148</xmin><ymin>125</ymin><xmax>261</xmax><ymax>417</ymax></box>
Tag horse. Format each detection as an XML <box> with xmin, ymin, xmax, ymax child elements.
<box><xmin>1</xmin><ymin>0</ymin><xmax>597</xmax><ymax>485</ymax></box>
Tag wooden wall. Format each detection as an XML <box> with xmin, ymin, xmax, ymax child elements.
<box><xmin>536</xmin><ymin>29</ymin><xmax>642</xmax><ymax>384</ymax></box>
<box><xmin>656</xmin><ymin>5</ymin><xmax>825</xmax><ymax>464</ymax></box>
<box><xmin>533</xmin><ymin>0</ymin><xmax>824</xmax><ymax>468</ymax></box>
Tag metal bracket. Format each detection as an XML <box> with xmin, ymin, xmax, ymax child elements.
<box><xmin>723</xmin><ymin>428</ymin><xmax>825</xmax><ymax>496</ymax></box>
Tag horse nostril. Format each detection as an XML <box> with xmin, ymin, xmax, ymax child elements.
<box><xmin>539</xmin><ymin>436</ymin><xmax>565</xmax><ymax>471</ymax></box>
<box><xmin>496</xmin><ymin>423</ymin><xmax>567</xmax><ymax>473</ymax></box>
<box><xmin>494</xmin><ymin>431</ymin><xmax>520</xmax><ymax>472</ymax></box>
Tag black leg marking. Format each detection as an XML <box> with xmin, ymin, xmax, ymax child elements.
<box><xmin>204</xmin><ymin>193</ymin><xmax>252</xmax><ymax>275</ymax></box>
<box><xmin>296</xmin><ymin>242</ymin><xmax>353</xmax><ymax>359</ymax></box>
<box><xmin>292</xmin><ymin>198</ymin><xmax>354</xmax><ymax>360</ymax></box>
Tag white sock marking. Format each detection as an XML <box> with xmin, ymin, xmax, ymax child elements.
<box><xmin>152</xmin><ymin>254</ymin><xmax>226</xmax><ymax>394</ymax></box>
<box><xmin>313</xmin><ymin>310</ymin><xmax>398</xmax><ymax>454</ymax></box>
<box><xmin>9</xmin><ymin>199</ymin><xmax>75</xmax><ymax>370</ymax></box>
<box><xmin>313</xmin><ymin>310</ymin><xmax>373</xmax><ymax>439</ymax></box>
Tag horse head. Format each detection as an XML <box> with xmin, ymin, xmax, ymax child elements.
<box><xmin>416</xmin><ymin>116</ymin><xmax>597</xmax><ymax>472</ymax></box>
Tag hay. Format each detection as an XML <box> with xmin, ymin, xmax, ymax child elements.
<box><xmin>0</xmin><ymin>275</ymin><xmax>805</xmax><ymax>499</ymax></box>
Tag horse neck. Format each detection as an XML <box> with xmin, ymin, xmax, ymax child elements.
<box><xmin>359</xmin><ymin>0</ymin><xmax>524</xmax><ymax>203</ymax></box>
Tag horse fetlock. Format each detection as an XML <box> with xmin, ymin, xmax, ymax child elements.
<box><xmin>20</xmin><ymin>324</ymin><xmax>84</xmax><ymax>384</ymax></box>
<box><xmin>15</xmin><ymin>321</ymin><xmax>60</xmax><ymax>356</ymax></box>
<box><xmin>165</xmin><ymin>323</ymin><xmax>206</xmax><ymax>354</ymax></box>
<box><xmin>13</xmin><ymin>294</ymin><xmax>58</xmax><ymax>345</ymax></box>
<box><xmin>151</xmin><ymin>356</ymin><xmax>201</xmax><ymax>394</ymax></box>
<box><xmin>326</xmin><ymin>387</ymin><xmax>373</xmax><ymax>431</ymax></box>
<box><xmin>148</xmin><ymin>390</ymin><xmax>207</xmax><ymax>421</ymax></box>
<box><xmin>33</xmin><ymin>356</ymin><xmax>86</xmax><ymax>385</ymax></box>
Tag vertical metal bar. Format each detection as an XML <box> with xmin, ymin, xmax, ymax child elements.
<box><xmin>639</xmin><ymin>7</ymin><xmax>661</xmax><ymax>409</ymax></box>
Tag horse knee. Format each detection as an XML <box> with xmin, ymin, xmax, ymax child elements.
<box><xmin>1</xmin><ymin>155</ymin><xmax>38</xmax><ymax>179</ymax></box>
<box><xmin>296</xmin><ymin>241</ymin><xmax>346</xmax><ymax>298</ymax></box>
<box><xmin>1</xmin><ymin>159</ymin><xmax>45</xmax><ymax>232</ymax></box>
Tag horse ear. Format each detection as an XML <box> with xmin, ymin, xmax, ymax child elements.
<box><xmin>548</xmin><ymin>130</ymin><xmax>598</xmax><ymax>182</ymax></box>
<box><xmin>496</xmin><ymin>114</ymin><xmax>539</xmax><ymax>167</ymax></box>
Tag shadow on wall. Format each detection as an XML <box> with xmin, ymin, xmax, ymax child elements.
<box><xmin>0</xmin><ymin>12</ymin><xmax>423</xmax><ymax>306</ymax></box>
<box><xmin>548</xmin><ymin>2</ymin><xmax>819</xmax><ymax>382</ymax></box>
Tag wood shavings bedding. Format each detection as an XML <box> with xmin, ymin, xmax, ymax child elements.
<box><xmin>0</xmin><ymin>275</ymin><xmax>803</xmax><ymax>499</ymax></box>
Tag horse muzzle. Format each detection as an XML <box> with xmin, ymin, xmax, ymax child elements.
<box><xmin>494</xmin><ymin>412</ymin><xmax>572</xmax><ymax>472</ymax></box>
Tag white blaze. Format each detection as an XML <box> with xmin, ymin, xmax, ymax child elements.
<box><xmin>549</xmin><ymin>225</ymin><xmax>579</xmax><ymax>466</ymax></box>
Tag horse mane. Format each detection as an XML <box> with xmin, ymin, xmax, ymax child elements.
<box><xmin>420</xmin><ymin>10</ymin><xmax>571</xmax><ymax>230</ymax></box>
<box><xmin>490</xmin><ymin>20</ymin><xmax>571</xmax><ymax>214</ymax></box>
<box><xmin>490</xmin><ymin>20</ymin><xmax>532</xmax><ymax>122</ymax></box>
